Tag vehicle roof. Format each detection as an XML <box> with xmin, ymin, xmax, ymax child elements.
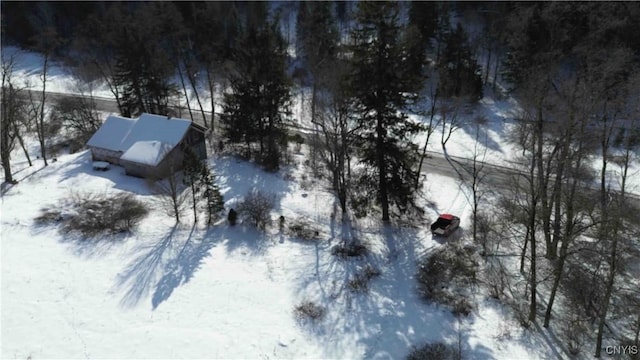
<box><xmin>439</xmin><ymin>214</ymin><xmax>455</xmax><ymax>220</ymax></box>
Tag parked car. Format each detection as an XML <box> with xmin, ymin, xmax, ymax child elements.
<box><xmin>430</xmin><ymin>214</ymin><xmax>460</xmax><ymax>237</ymax></box>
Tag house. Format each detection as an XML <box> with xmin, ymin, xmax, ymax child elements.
<box><xmin>86</xmin><ymin>113</ymin><xmax>207</xmax><ymax>179</ymax></box>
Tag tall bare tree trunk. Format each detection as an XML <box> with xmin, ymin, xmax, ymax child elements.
<box><xmin>377</xmin><ymin>112</ymin><xmax>389</xmax><ymax>223</ymax></box>
<box><xmin>177</xmin><ymin>60</ymin><xmax>194</xmax><ymax>121</ymax></box>
<box><xmin>311</xmin><ymin>82</ymin><xmax>319</xmax><ymax>176</ymax></box>
<box><xmin>543</xmin><ymin>177</ymin><xmax>577</xmax><ymax>328</ymax></box>
<box><xmin>595</xmin><ymin>138</ymin><xmax>630</xmax><ymax>357</ymax></box>
<box><xmin>206</xmin><ymin>69</ymin><xmax>216</xmax><ymax>135</ymax></box>
<box><xmin>595</xmin><ymin>230</ymin><xmax>618</xmax><ymax>358</ymax></box>
<box><xmin>520</xmin><ymin>226</ymin><xmax>529</xmax><ymax>274</ymax></box>
<box><xmin>16</xmin><ymin>132</ymin><xmax>32</xmax><ymax>167</ymax></box>
<box><xmin>529</xmin><ymin>105</ymin><xmax>545</xmax><ymax>323</ymax></box>
<box><xmin>415</xmin><ymin>88</ymin><xmax>438</xmax><ymax>189</ymax></box>
<box><xmin>185</xmin><ymin>60</ymin><xmax>210</xmax><ymax>131</ymax></box>
<box><xmin>37</xmin><ymin>55</ymin><xmax>49</xmax><ymax>166</ymax></box>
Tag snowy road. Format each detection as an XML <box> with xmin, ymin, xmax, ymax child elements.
<box><xmin>34</xmin><ymin>89</ymin><xmax>640</xmax><ymax>202</ymax></box>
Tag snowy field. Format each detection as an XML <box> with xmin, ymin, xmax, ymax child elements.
<box><xmin>2</xmin><ymin>147</ymin><xmax>559</xmax><ymax>359</ymax></box>
<box><xmin>2</xmin><ymin>46</ymin><xmax>638</xmax><ymax>359</ymax></box>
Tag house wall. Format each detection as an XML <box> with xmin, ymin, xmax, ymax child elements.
<box><xmin>121</xmin><ymin>145</ymin><xmax>184</xmax><ymax>179</ymax></box>
<box><xmin>155</xmin><ymin>146</ymin><xmax>185</xmax><ymax>179</ymax></box>
<box><xmin>184</xmin><ymin>127</ymin><xmax>207</xmax><ymax>160</ymax></box>
<box><xmin>90</xmin><ymin>147</ymin><xmax>123</xmax><ymax>165</ymax></box>
<box><xmin>120</xmin><ymin>160</ymin><xmax>154</xmax><ymax>179</ymax></box>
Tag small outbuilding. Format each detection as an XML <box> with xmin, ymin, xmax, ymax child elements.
<box><xmin>86</xmin><ymin>113</ymin><xmax>207</xmax><ymax>179</ymax></box>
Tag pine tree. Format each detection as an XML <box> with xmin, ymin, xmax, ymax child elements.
<box><xmin>437</xmin><ymin>23</ymin><xmax>483</xmax><ymax>101</ymax></box>
<box><xmin>201</xmin><ymin>165</ymin><xmax>224</xmax><ymax>225</ymax></box>
<box><xmin>111</xmin><ymin>2</ymin><xmax>179</xmax><ymax>117</ymax></box>
<box><xmin>222</xmin><ymin>12</ymin><xmax>291</xmax><ymax>171</ymax></box>
<box><xmin>296</xmin><ymin>2</ymin><xmax>338</xmax><ymax>75</ymax></box>
<box><xmin>349</xmin><ymin>1</ymin><xmax>425</xmax><ymax>222</ymax></box>
<box><xmin>406</xmin><ymin>1</ymin><xmax>438</xmax><ymax>76</ymax></box>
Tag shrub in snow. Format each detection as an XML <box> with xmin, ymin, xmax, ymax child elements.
<box><xmin>558</xmin><ymin>305</ymin><xmax>590</xmax><ymax>356</ymax></box>
<box><xmin>35</xmin><ymin>209</ymin><xmax>64</xmax><ymax>224</ymax></box>
<box><xmin>348</xmin><ymin>265</ymin><xmax>382</xmax><ymax>294</ymax></box>
<box><xmin>416</xmin><ymin>244</ymin><xmax>478</xmax><ymax>317</ymax></box>
<box><xmin>294</xmin><ymin>301</ymin><xmax>326</xmax><ymax>322</ymax></box>
<box><xmin>227</xmin><ymin>208</ymin><xmax>238</xmax><ymax>226</ymax></box>
<box><xmin>63</xmin><ymin>192</ymin><xmax>149</xmax><ymax>236</ymax></box>
<box><xmin>348</xmin><ymin>276</ymin><xmax>369</xmax><ymax>293</ymax></box>
<box><xmin>287</xmin><ymin>217</ymin><xmax>321</xmax><ymax>241</ymax></box>
<box><xmin>331</xmin><ymin>242</ymin><xmax>367</xmax><ymax>258</ymax></box>
<box><xmin>406</xmin><ymin>341</ymin><xmax>461</xmax><ymax>360</ymax></box>
<box><xmin>237</xmin><ymin>189</ymin><xmax>275</xmax><ymax>230</ymax></box>
<box><xmin>363</xmin><ymin>264</ymin><xmax>382</xmax><ymax>279</ymax></box>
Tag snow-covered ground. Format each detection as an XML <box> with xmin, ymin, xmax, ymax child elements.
<box><xmin>2</xmin><ymin>46</ymin><xmax>637</xmax><ymax>359</ymax></box>
<box><xmin>2</xmin><ymin>145</ymin><xmax>561</xmax><ymax>359</ymax></box>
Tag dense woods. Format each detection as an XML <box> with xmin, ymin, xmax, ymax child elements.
<box><xmin>2</xmin><ymin>1</ymin><xmax>640</xmax><ymax>357</ymax></box>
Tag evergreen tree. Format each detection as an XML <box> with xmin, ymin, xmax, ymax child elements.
<box><xmin>201</xmin><ymin>165</ymin><xmax>224</xmax><ymax>225</ymax></box>
<box><xmin>295</xmin><ymin>2</ymin><xmax>310</xmax><ymax>59</ymax></box>
<box><xmin>296</xmin><ymin>2</ymin><xmax>338</xmax><ymax>75</ymax></box>
<box><xmin>222</xmin><ymin>12</ymin><xmax>291</xmax><ymax>171</ymax></box>
<box><xmin>349</xmin><ymin>1</ymin><xmax>425</xmax><ymax>222</ymax></box>
<box><xmin>437</xmin><ymin>24</ymin><xmax>483</xmax><ymax>101</ymax></box>
<box><xmin>183</xmin><ymin>147</ymin><xmax>224</xmax><ymax>225</ymax></box>
<box><xmin>111</xmin><ymin>2</ymin><xmax>180</xmax><ymax>117</ymax></box>
<box><xmin>183</xmin><ymin>148</ymin><xmax>205</xmax><ymax>223</ymax></box>
<box><xmin>406</xmin><ymin>1</ymin><xmax>438</xmax><ymax>76</ymax></box>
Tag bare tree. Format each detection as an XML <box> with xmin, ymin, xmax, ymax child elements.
<box><xmin>543</xmin><ymin>107</ymin><xmax>594</xmax><ymax>328</ymax></box>
<box><xmin>50</xmin><ymin>94</ymin><xmax>101</xmax><ymax>151</ymax></box>
<box><xmin>415</xmin><ymin>84</ymin><xmax>441</xmax><ymax>189</ymax></box>
<box><xmin>30</xmin><ymin>26</ymin><xmax>62</xmax><ymax>167</ymax></box>
<box><xmin>34</xmin><ymin>60</ymin><xmax>49</xmax><ymax>165</ymax></box>
<box><xmin>1</xmin><ymin>53</ymin><xmax>26</xmax><ymax>184</ymax></box>
<box><xmin>467</xmin><ymin>118</ymin><xmax>489</xmax><ymax>246</ymax></box>
<box><xmin>313</xmin><ymin>61</ymin><xmax>357</xmax><ymax>216</ymax></box>
<box><xmin>149</xmin><ymin>168</ymin><xmax>188</xmax><ymax>224</ymax></box>
<box><xmin>439</xmin><ymin>98</ymin><xmax>464</xmax><ymax>153</ymax></box>
<box><xmin>182</xmin><ymin>46</ymin><xmax>212</xmax><ymax>131</ymax></box>
<box><xmin>237</xmin><ymin>189</ymin><xmax>275</xmax><ymax>231</ymax></box>
<box><xmin>594</xmin><ymin>102</ymin><xmax>639</xmax><ymax>358</ymax></box>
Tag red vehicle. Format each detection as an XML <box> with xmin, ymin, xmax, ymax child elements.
<box><xmin>430</xmin><ymin>214</ymin><xmax>460</xmax><ymax>237</ymax></box>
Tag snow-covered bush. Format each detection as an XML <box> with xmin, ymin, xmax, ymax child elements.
<box><xmin>331</xmin><ymin>241</ymin><xmax>368</xmax><ymax>259</ymax></box>
<box><xmin>34</xmin><ymin>208</ymin><xmax>63</xmax><ymax>224</ymax></box>
<box><xmin>288</xmin><ymin>217</ymin><xmax>321</xmax><ymax>241</ymax></box>
<box><xmin>294</xmin><ymin>301</ymin><xmax>326</xmax><ymax>322</ymax></box>
<box><xmin>416</xmin><ymin>244</ymin><xmax>478</xmax><ymax>317</ymax></box>
<box><xmin>407</xmin><ymin>341</ymin><xmax>461</xmax><ymax>360</ymax></box>
<box><xmin>237</xmin><ymin>189</ymin><xmax>275</xmax><ymax>230</ymax></box>
<box><xmin>63</xmin><ymin>192</ymin><xmax>149</xmax><ymax>236</ymax></box>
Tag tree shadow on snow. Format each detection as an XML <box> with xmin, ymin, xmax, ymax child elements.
<box><xmin>151</xmin><ymin>225</ymin><xmax>221</xmax><ymax>310</ymax></box>
<box><xmin>116</xmin><ymin>225</ymin><xmax>180</xmax><ymax>308</ymax></box>
<box><xmin>294</xmin><ymin>222</ymin><xmax>495</xmax><ymax>359</ymax></box>
<box><xmin>211</xmin><ymin>155</ymin><xmax>292</xmax><ymax>211</ymax></box>
<box><xmin>116</xmin><ymin>223</ymin><xmax>226</xmax><ymax>310</ymax></box>
<box><xmin>220</xmin><ymin>224</ymin><xmax>273</xmax><ymax>256</ymax></box>
<box><xmin>456</xmin><ymin>90</ymin><xmax>520</xmax><ymax>154</ymax></box>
